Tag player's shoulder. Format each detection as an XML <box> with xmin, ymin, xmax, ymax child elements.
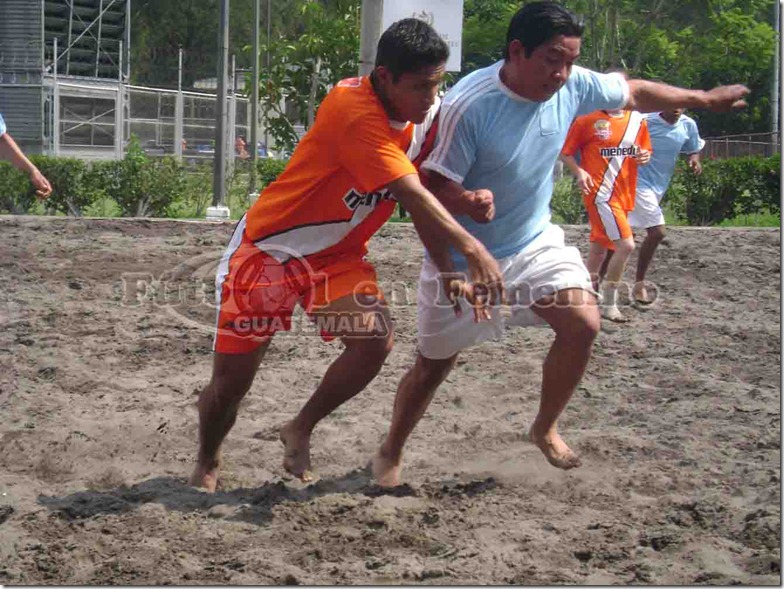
<box><xmin>322</xmin><ymin>76</ymin><xmax>386</xmax><ymax>127</ymax></box>
<box><xmin>443</xmin><ymin>62</ymin><xmax>500</xmax><ymax>110</ymax></box>
<box><xmin>679</xmin><ymin>114</ymin><xmax>699</xmax><ymax>129</ymax></box>
<box><xmin>565</xmin><ymin>65</ymin><xmax>602</xmax><ymax>89</ymax></box>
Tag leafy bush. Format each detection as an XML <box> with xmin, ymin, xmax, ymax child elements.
<box><xmin>256</xmin><ymin>157</ymin><xmax>288</xmax><ymax>189</ymax></box>
<box><xmin>666</xmin><ymin>154</ymin><xmax>780</xmax><ymax>225</ymax></box>
<box><xmin>32</xmin><ymin>156</ymin><xmax>101</xmax><ymax>216</ymax></box>
<box><xmin>0</xmin><ymin>162</ymin><xmax>34</xmax><ymax>214</ymax></box>
<box><xmin>551</xmin><ymin>176</ymin><xmax>586</xmax><ymax>224</ymax></box>
<box><xmin>113</xmin><ymin>137</ymin><xmax>186</xmax><ymax>217</ymax></box>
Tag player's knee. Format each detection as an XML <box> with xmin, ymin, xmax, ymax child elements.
<box><xmin>354</xmin><ymin>331</ymin><xmax>394</xmax><ymax>366</ymax></box>
<box><xmin>648</xmin><ymin>226</ymin><xmax>666</xmax><ymax>242</ymax></box>
<box><xmin>616</xmin><ymin>237</ymin><xmax>635</xmax><ymax>256</ymax></box>
<box><xmin>208</xmin><ymin>376</ymin><xmax>253</xmax><ymax>406</ymax></box>
<box><xmin>411</xmin><ymin>354</ymin><xmax>456</xmax><ymax>391</ymax></box>
<box><xmin>568</xmin><ymin>308</ymin><xmax>600</xmax><ymax>345</ymax></box>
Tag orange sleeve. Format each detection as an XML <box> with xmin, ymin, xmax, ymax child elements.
<box><xmin>638</xmin><ymin>119</ymin><xmax>652</xmax><ymax>152</ymax></box>
<box><xmin>338</xmin><ymin>112</ymin><xmax>417</xmax><ymax>194</ymax></box>
<box><xmin>561</xmin><ymin>117</ymin><xmax>587</xmax><ymax>156</ymax></box>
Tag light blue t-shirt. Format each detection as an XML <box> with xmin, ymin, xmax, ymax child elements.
<box><xmin>0</xmin><ymin>113</ymin><xmax>6</xmax><ymax>137</ymax></box>
<box><xmin>423</xmin><ymin>62</ymin><xmax>628</xmax><ymax>268</ymax></box>
<box><xmin>637</xmin><ymin>113</ymin><xmax>704</xmax><ymax>196</ymax></box>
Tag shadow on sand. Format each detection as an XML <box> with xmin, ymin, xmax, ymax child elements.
<box><xmin>37</xmin><ymin>467</ymin><xmax>495</xmax><ymax>526</ymax></box>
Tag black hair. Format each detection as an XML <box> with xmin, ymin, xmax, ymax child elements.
<box><xmin>504</xmin><ymin>1</ymin><xmax>584</xmax><ymax>59</ymax></box>
<box><xmin>375</xmin><ymin>18</ymin><xmax>449</xmax><ymax>81</ymax></box>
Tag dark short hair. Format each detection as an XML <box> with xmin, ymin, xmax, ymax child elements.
<box><xmin>504</xmin><ymin>1</ymin><xmax>584</xmax><ymax>59</ymax></box>
<box><xmin>375</xmin><ymin>18</ymin><xmax>449</xmax><ymax>80</ymax></box>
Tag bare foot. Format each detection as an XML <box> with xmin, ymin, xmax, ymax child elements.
<box><xmin>601</xmin><ymin>305</ymin><xmax>629</xmax><ymax>323</ymax></box>
<box><xmin>279</xmin><ymin>421</ymin><xmax>315</xmax><ymax>483</ymax></box>
<box><xmin>371</xmin><ymin>449</ymin><xmax>402</xmax><ymax>488</ymax></box>
<box><xmin>633</xmin><ymin>282</ymin><xmax>654</xmax><ymax>305</ymax></box>
<box><xmin>190</xmin><ymin>461</ymin><xmax>221</xmax><ymax>493</ymax></box>
<box><xmin>528</xmin><ymin>426</ymin><xmax>582</xmax><ymax>470</ymax></box>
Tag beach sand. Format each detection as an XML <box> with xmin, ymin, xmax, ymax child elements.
<box><xmin>0</xmin><ymin>216</ymin><xmax>779</xmax><ymax>584</ymax></box>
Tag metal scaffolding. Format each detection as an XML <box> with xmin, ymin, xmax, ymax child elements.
<box><xmin>0</xmin><ymin>0</ymin><xmax>250</xmax><ymax>163</ymax></box>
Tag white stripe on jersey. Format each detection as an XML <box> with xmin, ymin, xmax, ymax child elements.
<box><xmin>594</xmin><ymin>112</ymin><xmax>643</xmax><ymax>205</ymax></box>
<box><xmin>213</xmin><ymin>215</ymin><xmax>248</xmax><ymax>351</ymax></box>
<box><xmin>424</xmin><ymin>76</ymin><xmax>496</xmax><ymax>179</ymax></box>
<box><xmin>594</xmin><ymin>112</ymin><xmax>643</xmax><ymax>241</ymax></box>
<box><xmin>407</xmin><ymin>97</ymin><xmax>441</xmax><ymax>162</ymax></box>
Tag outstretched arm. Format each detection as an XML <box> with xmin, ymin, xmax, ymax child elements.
<box><xmin>626</xmin><ymin>80</ymin><xmax>749</xmax><ymax>114</ymax></box>
<box><xmin>0</xmin><ymin>132</ymin><xmax>52</xmax><ymax>198</ymax></box>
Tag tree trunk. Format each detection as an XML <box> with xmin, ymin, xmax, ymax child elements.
<box><xmin>307</xmin><ymin>55</ymin><xmax>322</xmax><ymax>129</ymax></box>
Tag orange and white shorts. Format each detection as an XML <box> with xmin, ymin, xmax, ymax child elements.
<box><xmin>585</xmin><ymin>198</ymin><xmax>633</xmax><ymax>250</ymax></box>
<box><xmin>213</xmin><ymin>216</ymin><xmax>382</xmax><ymax>354</ymax></box>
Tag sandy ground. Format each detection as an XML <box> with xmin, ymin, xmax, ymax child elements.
<box><xmin>0</xmin><ymin>215</ymin><xmax>780</xmax><ymax>585</ymax></box>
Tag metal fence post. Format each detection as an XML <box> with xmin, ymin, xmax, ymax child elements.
<box><xmin>174</xmin><ymin>47</ymin><xmax>184</xmax><ymax>160</ymax></box>
<box><xmin>53</xmin><ymin>37</ymin><xmax>60</xmax><ymax>157</ymax></box>
<box><xmin>208</xmin><ymin>0</ymin><xmax>231</xmax><ymax>220</ymax></box>
<box><xmin>115</xmin><ymin>40</ymin><xmax>124</xmax><ymax>159</ymax></box>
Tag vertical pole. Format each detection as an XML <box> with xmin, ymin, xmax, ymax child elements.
<box><xmin>209</xmin><ymin>0</ymin><xmax>230</xmax><ymax>218</ymax></box>
<box><xmin>772</xmin><ymin>0</ymin><xmax>780</xmax><ymax>155</ymax></box>
<box><xmin>116</xmin><ymin>40</ymin><xmax>124</xmax><ymax>159</ymax></box>
<box><xmin>53</xmin><ymin>36</ymin><xmax>60</xmax><ymax>157</ymax></box>
<box><xmin>66</xmin><ymin>0</ymin><xmax>73</xmax><ymax>75</ymax></box>
<box><xmin>126</xmin><ymin>0</ymin><xmax>131</xmax><ymax>83</ymax></box>
<box><xmin>359</xmin><ymin>0</ymin><xmax>383</xmax><ymax>76</ymax></box>
<box><xmin>263</xmin><ymin>0</ymin><xmax>271</xmax><ymax>154</ymax></box>
<box><xmin>229</xmin><ymin>53</ymin><xmax>237</xmax><ymax>173</ymax></box>
<box><xmin>175</xmin><ymin>47</ymin><xmax>184</xmax><ymax>160</ymax></box>
<box><xmin>250</xmin><ymin>0</ymin><xmax>260</xmax><ymax>192</ymax></box>
<box><xmin>95</xmin><ymin>0</ymin><xmax>104</xmax><ymax>77</ymax></box>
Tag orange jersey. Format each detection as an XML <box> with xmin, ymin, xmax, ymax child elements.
<box><xmin>562</xmin><ymin>110</ymin><xmax>651</xmax><ymax>211</ymax></box>
<box><xmin>245</xmin><ymin>76</ymin><xmax>424</xmax><ymax>264</ymax></box>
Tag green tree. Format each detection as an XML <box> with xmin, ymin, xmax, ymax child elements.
<box><xmin>254</xmin><ymin>0</ymin><xmax>361</xmax><ymax>154</ymax></box>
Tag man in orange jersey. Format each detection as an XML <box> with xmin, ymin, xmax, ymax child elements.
<box><xmin>190</xmin><ymin>19</ymin><xmax>504</xmax><ymax>492</ymax></box>
<box><xmin>561</xmin><ymin>105</ymin><xmax>652</xmax><ymax>323</ymax></box>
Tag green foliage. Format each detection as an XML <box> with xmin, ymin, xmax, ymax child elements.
<box><xmin>256</xmin><ymin>157</ymin><xmax>289</xmax><ymax>189</ymax></box>
<box><xmin>666</xmin><ymin>154</ymin><xmax>780</xmax><ymax>225</ymax></box>
<box><xmin>462</xmin><ymin>0</ymin><xmax>517</xmax><ymax>72</ymax></box>
<box><xmin>0</xmin><ymin>162</ymin><xmax>35</xmax><ymax>214</ymax></box>
<box><xmin>111</xmin><ymin>137</ymin><xmax>187</xmax><ymax>217</ymax></box>
<box><xmin>256</xmin><ymin>0</ymin><xmax>360</xmax><ymax>154</ymax></box>
<box><xmin>551</xmin><ymin>176</ymin><xmax>586</xmax><ymax>225</ymax></box>
<box><xmin>169</xmin><ymin>164</ymin><xmax>214</xmax><ymax>218</ymax></box>
<box><xmin>561</xmin><ymin>0</ymin><xmax>777</xmax><ymax>136</ymax></box>
<box><xmin>718</xmin><ymin>211</ymin><xmax>780</xmax><ymax>227</ymax></box>
<box><xmin>31</xmin><ymin>156</ymin><xmax>97</xmax><ymax>216</ymax></box>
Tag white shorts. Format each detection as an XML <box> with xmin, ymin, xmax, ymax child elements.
<box><xmin>628</xmin><ymin>188</ymin><xmax>666</xmax><ymax>229</ymax></box>
<box><xmin>417</xmin><ymin>223</ymin><xmax>594</xmax><ymax>360</ymax></box>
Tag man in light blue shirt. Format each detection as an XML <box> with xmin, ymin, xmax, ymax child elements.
<box><xmin>628</xmin><ymin>109</ymin><xmax>705</xmax><ymax>304</ymax></box>
<box><xmin>372</xmin><ymin>1</ymin><xmax>748</xmax><ymax>486</ymax></box>
<box><xmin>0</xmin><ymin>112</ymin><xmax>52</xmax><ymax>199</ymax></box>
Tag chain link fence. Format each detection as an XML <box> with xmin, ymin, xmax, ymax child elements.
<box><xmin>703</xmin><ymin>132</ymin><xmax>780</xmax><ymax>159</ymax></box>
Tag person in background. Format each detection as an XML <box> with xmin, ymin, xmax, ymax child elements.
<box><xmin>626</xmin><ymin>108</ymin><xmax>705</xmax><ymax>304</ymax></box>
<box><xmin>560</xmin><ymin>94</ymin><xmax>652</xmax><ymax>322</ymax></box>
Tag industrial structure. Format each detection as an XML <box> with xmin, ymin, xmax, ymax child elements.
<box><xmin>0</xmin><ymin>0</ymin><xmax>249</xmax><ymax>162</ymax></box>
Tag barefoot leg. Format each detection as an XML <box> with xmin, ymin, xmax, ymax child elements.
<box><xmin>530</xmin><ymin>288</ymin><xmax>599</xmax><ymax>470</ymax></box>
<box><xmin>374</xmin><ymin>352</ymin><xmax>457</xmax><ymax>487</ymax></box>
<box><xmin>280</xmin><ymin>295</ymin><xmax>393</xmax><ymax>482</ymax></box>
<box><xmin>191</xmin><ymin>343</ymin><xmax>269</xmax><ymax>492</ymax></box>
